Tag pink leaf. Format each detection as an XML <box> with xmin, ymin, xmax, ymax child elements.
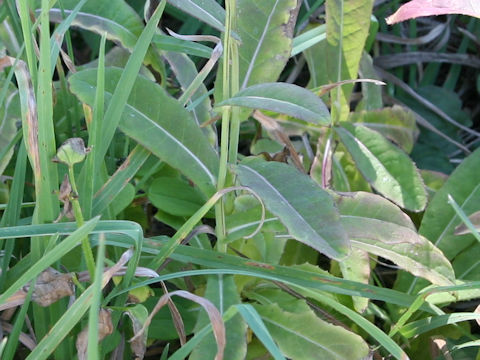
<box><xmin>386</xmin><ymin>0</ymin><xmax>480</xmax><ymax>25</ymax></box>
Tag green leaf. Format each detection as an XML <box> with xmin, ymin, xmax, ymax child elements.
<box><xmin>341</xmin><ymin>216</ymin><xmax>454</xmax><ymax>286</ymax></box>
<box><xmin>348</xmin><ymin>106</ymin><xmax>419</xmax><ymax>153</ymax></box>
<box><xmin>254</xmin><ymin>302</ymin><xmax>369</xmax><ymax>360</ymax></box>
<box><xmin>217</xmin><ymin>83</ymin><xmax>330</xmax><ymax>125</ymax></box>
<box><xmin>190</xmin><ymin>275</ymin><xmax>246</xmax><ymax>360</ymax></box>
<box><xmin>148</xmin><ymin>176</ymin><xmax>208</xmax><ymax>217</ymax></box>
<box><xmin>291</xmin><ymin>24</ymin><xmax>326</xmax><ymax>57</ymax></box>
<box><xmin>336</xmin><ymin>191</ymin><xmax>454</xmax><ymax>290</ymax></box>
<box><xmin>335</xmin><ymin>123</ymin><xmax>427</xmax><ymax>211</ymax></box>
<box><xmin>236</xmin><ymin>0</ymin><xmax>299</xmax><ymax>89</ymax></box>
<box><xmin>420</xmin><ymin>148</ymin><xmax>480</xmax><ymax>260</ymax></box>
<box><xmin>45</xmin><ymin>0</ymin><xmax>161</xmax><ymax>70</ymax></box>
<box><xmin>0</xmin><ymin>217</ymin><xmax>100</xmax><ymax>304</ymax></box>
<box><xmin>167</xmin><ymin>0</ymin><xmax>227</xmax><ymax>34</ymax></box>
<box><xmin>68</xmin><ymin>67</ymin><xmax>219</xmax><ymax>196</ymax></box>
<box><xmin>326</xmin><ymin>0</ymin><xmax>375</xmax><ymax>121</ymax></box>
<box><xmin>235</xmin><ymin>157</ymin><xmax>350</xmax><ymax>260</ymax></box>
<box><xmin>234</xmin><ymin>304</ymin><xmax>286</xmax><ymax>360</ymax></box>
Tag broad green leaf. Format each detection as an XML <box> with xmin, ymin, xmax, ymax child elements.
<box><xmin>235</xmin><ymin>157</ymin><xmax>350</xmax><ymax>260</ymax></box>
<box><xmin>148</xmin><ymin>176</ymin><xmax>208</xmax><ymax>217</ymax></box>
<box><xmin>254</xmin><ymin>302</ymin><xmax>369</xmax><ymax>360</ymax></box>
<box><xmin>341</xmin><ymin>216</ymin><xmax>455</xmax><ymax>286</ymax></box>
<box><xmin>335</xmin><ymin>191</ymin><xmax>416</xmax><ymax>230</ymax></box>
<box><xmin>326</xmin><ymin>0</ymin><xmax>375</xmax><ymax>121</ymax></box>
<box><xmin>217</xmin><ymin>83</ymin><xmax>330</xmax><ymax>125</ymax></box>
<box><xmin>236</xmin><ymin>0</ymin><xmax>299</xmax><ymax>89</ymax></box>
<box><xmin>226</xmin><ymin>205</ymin><xmax>283</xmax><ymax>242</ymax></box>
<box><xmin>338</xmin><ymin>247</ymin><xmax>370</xmax><ymax>312</ymax></box>
<box><xmin>419</xmin><ymin>147</ymin><xmax>480</xmax><ymax>260</ymax></box>
<box><xmin>190</xmin><ymin>275</ymin><xmax>247</xmax><ymax>360</ymax></box>
<box><xmin>348</xmin><ymin>106</ymin><xmax>419</xmax><ymax>153</ymax></box>
<box><xmin>44</xmin><ymin>0</ymin><xmax>161</xmax><ymax>70</ymax></box>
<box><xmin>167</xmin><ymin>0</ymin><xmax>227</xmax><ymax>34</ymax></box>
<box><xmin>358</xmin><ymin>52</ymin><xmax>383</xmax><ymax>110</ymax></box>
<box><xmin>335</xmin><ymin>193</ymin><xmax>454</xmax><ymax>286</ymax></box>
<box><xmin>68</xmin><ymin>67</ymin><xmax>219</xmax><ymax>196</ymax></box>
<box><xmin>335</xmin><ymin>123</ymin><xmax>427</xmax><ymax>211</ymax></box>
<box><xmin>215</xmin><ymin>0</ymin><xmax>299</xmax><ymax>101</ymax></box>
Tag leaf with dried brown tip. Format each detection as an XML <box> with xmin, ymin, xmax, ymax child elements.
<box><xmin>131</xmin><ymin>290</ymin><xmax>225</xmax><ymax>360</ymax></box>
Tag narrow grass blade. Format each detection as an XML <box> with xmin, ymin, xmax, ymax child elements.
<box><xmin>235</xmin><ymin>304</ymin><xmax>286</xmax><ymax>360</ymax></box>
<box><xmin>0</xmin><ymin>217</ymin><xmax>100</xmax><ymax>304</ymax></box>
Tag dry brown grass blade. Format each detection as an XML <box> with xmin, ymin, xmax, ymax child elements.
<box><xmin>0</xmin><ymin>321</ymin><xmax>37</xmax><ymax>350</ymax></box>
<box><xmin>0</xmin><ymin>268</ymin><xmax>74</xmax><ymax>311</ymax></box>
<box><xmin>160</xmin><ymin>281</ymin><xmax>187</xmax><ymax>345</ymax></box>
<box><xmin>130</xmin><ymin>290</ymin><xmax>226</xmax><ymax>360</ymax></box>
<box><xmin>76</xmin><ymin>309</ymin><xmax>114</xmax><ymax>360</ymax></box>
<box><xmin>253</xmin><ymin>110</ymin><xmax>305</xmax><ymax>173</ymax></box>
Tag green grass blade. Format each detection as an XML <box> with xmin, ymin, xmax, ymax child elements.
<box><xmin>81</xmin><ymin>33</ymin><xmax>107</xmax><ymax>219</ymax></box>
<box><xmin>0</xmin><ymin>216</ymin><xmax>100</xmax><ymax>304</ymax></box>
<box><xmin>95</xmin><ymin>0</ymin><xmax>166</xmax><ymax>170</ymax></box>
<box><xmin>235</xmin><ymin>304</ymin><xmax>286</xmax><ymax>360</ymax></box>
<box><xmin>35</xmin><ymin>0</ymin><xmax>59</xmax><ymax>224</ymax></box>
<box><xmin>92</xmin><ymin>145</ymin><xmax>150</xmax><ymax>216</ymax></box>
<box><xmin>86</xmin><ymin>234</ymin><xmax>106</xmax><ymax>360</ymax></box>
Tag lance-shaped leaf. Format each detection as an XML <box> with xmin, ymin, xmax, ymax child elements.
<box><xmin>348</xmin><ymin>106</ymin><xmax>419</xmax><ymax>153</ymax></box>
<box><xmin>420</xmin><ymin>148</ymin><xmax>480</xmax><ymax>260</ymax></box>
<box><xmin>386</xmin><ymin>0</ymin><xmax>480</xmax><ymax>25</ymax></box>
<box><xmin>235</xmin><ymin>157</ymin><xmax>350</xmax><ymax>260</ymax></box>
<box><xmin>254</xmin><ymin>302</ymin><xmax>369</xmax><ymax>360</ymax></box>
<box><xmin>326</xmin><ymin>0</ymin><xmax>375</xmax><ymax>121</ymax></box>
<box><xmin>167</xmin><ymin>0</ymin><xmax>227</xmax><ymax>34</ymax></box>
<box><xmin>335</xmin><ymin>191</ymin><xmax>417</xmax><ymax>311</ymax></box>
<box><xmin>69</xmin><ymin>68</ymin><xmax>219</xmax><ymax>196</ymax></box>
<box><xmin>214</xmin><ymin>0</ymin><xmax>300</xmax><ymax>102</ymax></box>
<box><xmin>341</xmin><ymin>216</ymin><xmax>455</xmax><ymax>286</ymax></box>
<box><xmin>335</xmin><ymin>123</ymin><xmax>427</xmax><ymax>212</ymax></box>
<box><xmin>218</xmin><ymin>83</ymin><xmax>330</xmax><ymax>125</ymax></box>
<box><xmin>44</xmin><ymin>0</ymin><xmax>162</xmax><ymax>70</ymax></box>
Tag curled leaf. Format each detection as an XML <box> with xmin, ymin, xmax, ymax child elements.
<box><xmin>76</xmin><ymin>309</ymin><xmax>113</xmax><ymax>360</ymax></box>
<box><xmin>53</xmin><ymin>138</ymin><xmax>90</xmax><ymax>166</ymax></box>
<box><xmin>27</xmin><ymin>268</ymin><xmax>74</xmax><ymax>307</ymax></box>
<box><xmin>386</xmin><ymin>0</ymin><xmax>480</xmax><ymax>25</ymax></box>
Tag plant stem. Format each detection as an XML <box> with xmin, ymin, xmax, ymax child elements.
<box><xmin>215</xmin><ymin>0</ymin><xmax>235</xmax><ymax>253</ymax></box>
<box><xmin>69</xmin><ymin>165</ymin><xmax>96</xmax><ymax>280</ymax></box>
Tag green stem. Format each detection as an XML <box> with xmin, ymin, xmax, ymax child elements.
<box><xmin>215</xmin><ymin>0</ymin><xmax>235</xmax><ymax>253</ymax></box>
<box><xmin>69</xmin><ymin>165</ymin><xmax>96</xmax><ymax>280</ymax></box>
